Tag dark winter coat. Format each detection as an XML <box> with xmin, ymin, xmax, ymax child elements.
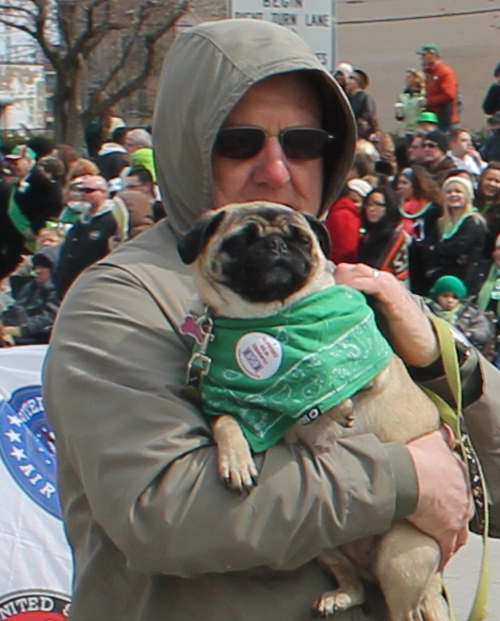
<box><xmin>348</xmin><ymin>90</ymin><xmax>377</xmax><ymax>121</ymax></box>
<box><xmin>1</xmin><ymin>278</ymin><xmax>59</xmax><ymax>342</ymax></box>
<box><xmin>482</xmin><ymin>83</ymin><xmax>500</xmax><ymax>116</ymax></box>
<box><xmin>424</xmin><ymin>215</ymin><xmax>487</xmax><ymax>295</ymax></box>
<box><xmin>480</xmin><ymin>129</ymin><xmax>500</xmax><ymax>164</ymax></box>
<box><xmin>0</xmin><ymin>166</ymin><xmax>63</xmax><ymax>278</ymax></box>
<box><xmin>55</xmin><ymin>209</ymin><xmax>121</xmax><ymax>298</ymax></box>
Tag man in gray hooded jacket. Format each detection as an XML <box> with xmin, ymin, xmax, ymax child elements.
<box><xmin>43</xmin><ymin>19</ymin><xmax>500</xmax><ymax>621</ymax></box>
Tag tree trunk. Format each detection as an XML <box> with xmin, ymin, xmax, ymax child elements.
<box><xmin>53</xmin><ymin>60</ymin><xmax>85</xmax><ymax>154</ymax></box>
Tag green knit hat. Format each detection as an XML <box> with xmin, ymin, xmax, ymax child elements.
<box><xmin>129</xmin><ymin>147</ymin><xmax>157</xmax><ymax>182</ymax></box>
<box><xmin>429</xmin><ymin>275</ymin><xmax>468</xmax><ymax>300</ymax></box>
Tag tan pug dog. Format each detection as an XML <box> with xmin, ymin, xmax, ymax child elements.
<box><xmin>178</xmin><ymin>201</ymin><xmax>449</xmax><ymax>621</ymax></box>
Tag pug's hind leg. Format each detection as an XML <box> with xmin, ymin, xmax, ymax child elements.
<box><xmin>211</xmin><ymin>415</ymin><xmax>259</xmax><ymax>492</ymax></box>
<box><xmin>375</xmin><ymin>522</ymin><xmax>444</xmax><ymax>621</ymax></box>
<box><xmin>314</xmin><ymin>549</ymin><xmax>365</xmax><ymax>617</ymax></box>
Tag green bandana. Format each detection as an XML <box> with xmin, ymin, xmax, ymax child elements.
<box><xmin>200</xmin><ymin>286</ymin><xmax>393</xmax><ymax>452</ymax></box>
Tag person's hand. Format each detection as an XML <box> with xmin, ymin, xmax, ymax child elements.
<box><xmin>1</xmin><ymin>326</ymin><xmax>20</xmax><ymax>347</ymax></box>
<box><xmin>334</xmin><ymin>263</ymin><xmax>439</xmax><ymax>367</ymax></box>
<box><xmin>466</xmin><ymin>145</ymin><xmax>483</xmax><ymax>164</ymax></box>
<box><xmin>406</xmin><ymin>426</ymin><xmax>474</xmax><ymax>570</ymax></box>
<box><xmin>0</xmin><ymin>330</ymin><xmax>15</xmax><ymax>346</ymax></box>
<box><xmin>3</xmin><ymin>326</ymin><xmax>21</xmax><ymax>337</ymax></box>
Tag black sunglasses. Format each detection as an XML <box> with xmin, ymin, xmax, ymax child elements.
<box><xmin>214</xmin><ymin>126</ymin><xmax>333</xmax><ymax>160</ymax></box>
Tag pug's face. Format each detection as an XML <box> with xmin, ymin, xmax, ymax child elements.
<box><xmin>177</xmin><ymin>201</ymin><xmax>332</xmax><ymax>316</ymax></box>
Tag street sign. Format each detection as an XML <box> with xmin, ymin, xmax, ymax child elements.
<box><xmin>230</xmin><ymin>0</ymin><xmax>335</xmax><ymax>72</ymax></box>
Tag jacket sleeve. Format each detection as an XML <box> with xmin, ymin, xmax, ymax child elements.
<box><xmin>43</xmin><ymin>263</ymin><xmax>417</xmax><ymax>578</ymax></box>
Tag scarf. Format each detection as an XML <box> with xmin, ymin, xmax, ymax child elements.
<box><xmin>200</xmin><ymin>286</ymin><xmax>393</xmax><ymax>452</ymax></box>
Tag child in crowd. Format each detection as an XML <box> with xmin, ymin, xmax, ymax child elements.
<box><xmin>427</xmin><ymin>275</ymin><xmax>494</xmax><ymax>356</ymax></box>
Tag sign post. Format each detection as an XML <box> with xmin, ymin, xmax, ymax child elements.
<box><xmin>230</xmin><ymin>0</ymin><xmax>335</xmax><ymax>72</ymax></box>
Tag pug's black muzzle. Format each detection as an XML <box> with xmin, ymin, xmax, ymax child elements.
<box><xmin>220</xmin><ymin>232</ymin><xmax>313</xmax><ymax>303</ymax></box>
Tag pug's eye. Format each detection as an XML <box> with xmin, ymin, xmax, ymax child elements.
<box><xmin>220</xmin><ymin>223</ymin><xmax>260</xmax><ymax>258</ymax></box>
<box><xmin>289</xmin><ymin>226</ymin><xmax>311</xmax><ymax>249</ymax></box>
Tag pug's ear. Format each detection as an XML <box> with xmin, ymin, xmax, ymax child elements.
<box><xmin>302</xmin><ymin>213</ymin><xmax>331</xmax><ymax>258</ymax></box>
<box><xmin>177</xmin><ymin>209</ymin><xmax>227</xmax><ymax>264</ymax></box>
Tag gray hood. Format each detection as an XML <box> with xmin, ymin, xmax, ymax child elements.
<box><xmin>153</xmin><ymin>19</ymin><xmax>356</xmax><ymax>236</ymax></box>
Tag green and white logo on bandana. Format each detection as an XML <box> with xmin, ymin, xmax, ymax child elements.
<box><xmin>201</xmin><ymin>285</ymin><xmax>393</xmax><ymax>452</ymax></box>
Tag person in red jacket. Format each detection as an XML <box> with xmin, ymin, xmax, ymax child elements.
<box><xmin>417</xmin><ymin>44</ymin><xmax>460</xmax><ymax>132</ymax></box>
<box><xmin>324</xmin><ymin>178</ymin><xmax>372</xmax><ymax>263</ymax></box>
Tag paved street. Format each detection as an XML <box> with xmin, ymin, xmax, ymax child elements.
<box><xmin>445</xmin><ymin>533</ymin><xmax>500</xmax><ymax>620</ymax></box>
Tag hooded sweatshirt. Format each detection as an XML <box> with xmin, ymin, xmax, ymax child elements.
<box><xmin>43</xmin><ymin>20</ymin><xmax>426</xmax><ymax>621</ymax></box>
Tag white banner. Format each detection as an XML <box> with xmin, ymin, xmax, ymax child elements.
<box><xmin>0</xmin><ymin>346</ymin><xmax>72</xmax><ymax>620</ymax></box>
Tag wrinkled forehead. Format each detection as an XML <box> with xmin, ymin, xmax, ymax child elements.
<box><xmin>221</xmin><ymin>72</ymin><xmax>322</xmax><ymax>127</ymax></box>
<box><xmin>223</xmin><ymin>202</ymin><xmax>308</xmax><ymax>229</ymax></box>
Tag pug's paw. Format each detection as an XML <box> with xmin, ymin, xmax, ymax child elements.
<box><xmin>313</xmin><ymin>590</ymin><xmax>359</xmax><ymax>617</ymax></box>
<box><xmin>212</xmin><ymin>414</ymin><xmax>259</xmax><ymax>492</ymax></box>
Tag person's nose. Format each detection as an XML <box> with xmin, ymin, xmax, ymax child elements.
<box><xmin>252</xmin><ymin>136</ymin><xmax>291</xmax><ymax>187</ymax></box>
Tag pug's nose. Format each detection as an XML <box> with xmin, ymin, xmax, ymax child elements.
<box><xmin>266</xmin><ymin>235</ymin><xmax>289</xmax><ymax>255</ymax></box>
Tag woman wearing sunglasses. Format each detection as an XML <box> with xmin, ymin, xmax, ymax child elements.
<box><xmin>357</xmin><ymin>186</ymin><xmax>411</xmax><ymax>284</ymax></box>
<box><xmin>44</xmin><ymin>19</ymin><xmax>496</xmax><ymax>621</ymax></box>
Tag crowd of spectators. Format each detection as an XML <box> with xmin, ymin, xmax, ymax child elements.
<box><xmin>326</xmin><ymin>46</ymin><xmax>500</xmax><ymax>362</ymax></box>
<box><xmin>1</xmin><ymin>44</ymin><xmax>500</xmax><ymax>363</ymax></box>
<box><xmin>0</xmin><ymin>124</ymin><xmax>165</xmax><ymax>346</ymax></box>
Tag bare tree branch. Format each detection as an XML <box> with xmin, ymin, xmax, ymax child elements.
<box><xmin>68</xmin><ymin>0</ymin><xmax>113</xmax><ymax>58</ymax></box>
<box><xmin>0</xmin><ymin>3</ymin><xmax>37</xmax><ymax>19</ymax></box>
<box><xmin>86</xmin><ymin>0</ymin><xmax>163</xmax><ymax>103</ymax></box>
<box><xmin>0</xmin><ymin>18</ymin><xmax>36</xmax><ymax>37</ymax></box>
<box><xmin>1</xmin><ymin>0</ymin><xmax>190</xmax><ymax>149</ymax></box>
<box><xmin>85</xmin><ymin>3</ymin><xmax>185</xmax><ymax>119</ymax></box>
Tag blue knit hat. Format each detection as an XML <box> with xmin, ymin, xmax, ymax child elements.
<box><xmin>429</xmin><ymin>275</ymin><xmax>468</xmax><ymax>300</ymax></box>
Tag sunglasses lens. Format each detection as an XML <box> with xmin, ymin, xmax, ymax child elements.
<box><xmin>281</xmin><ymin>128</ymin><xmax>331</xmax><ymax>159</ymax></box>
<box><xmin>214</xmin><ymin>127</ymin><xmax>265</xmax><ymax>159</ymax></box>
<box><xmin>214</xmin><ymin>127</ymin><xmax>333</xmax><ymax>160</ymax></box>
